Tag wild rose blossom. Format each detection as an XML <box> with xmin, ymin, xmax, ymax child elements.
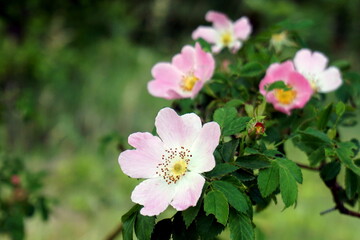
<box><xmin>118</xmin><ymin>108</ymin><xmax>220</xmax><ymax>216</ymax></box>
<box><xmin>294</xmin><ymin>49</ymin><xmax>343</xmax><ymax>93</ymax></box>
<box><xmin>148</xmin><ymin>43</ymin><xmax>215</xmax><ymax>100</ymax></box>
<box><xmin>259</xmin><ymin>61</ymin><xmax>313</xmax><ymax>115</ymax></box>
<box><xmin>192</xmin><ymin>10</ymin><xmax>252</xmax><ymax>53</ymax></box>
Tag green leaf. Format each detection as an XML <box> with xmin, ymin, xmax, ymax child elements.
<box><xmin>320</xmin><ymin>161</ymin><xmax>341</xmax><ymax>181</ymax></box>
<box><xmin>204</xmin><ymin>190</ymin><xmax>229</xmax><ymax>225</ymax></box>
<box><xmin>332</xmin><ymin>60</ymin><xmax>351</xmax><ymax>71</ymax></box>
<box><xmin>277</xmin><ymin>19</ymin><xmax>314</xmax><ymax>30</ymax></box>
<box><xmin>236</xmin><ymin>154</ymin><xmax>271</xmax><ymax>169</ymax></box>
<box><xmin>219</xmin><ymin>138</ymin><xmax>239</xmax><ymax>162</ymax></box>
<box><xmin>239</xmin><ymin>62</ymin><xmax>265</xmax><ymax>77</ymax></box>
<box><xmin>336</xmin><ymin>101</ymin><xmax>346</xmax><ymax>117</ymax></box>
<box><xmin>213</xmin><ymin>107</ymin><xmax>237</xmax><ymax>129</ymax></box>
<box><xmin>151</xmin><ymin>219</ymin><xmax>172</xmax><ymax>240</ymax></box>
<box><xmin>122</xmin><ymin>205</ymin><xmax>141</xmax><ymax>240</ymax></box>
<box><xmin>135</xmin><ymin>214</ymin><xmax>155</xmax><ymax>240</ymax></box>
<box><xmin>172</xmin><ymin>212</ymin><xmax>198</xmax><ymax>240</ymax></box>
<box><xmin>207</xmin><ymin>163</ymin><xmax>239</xmax><ymax>177</ymax></box>
<box><xmin>196</xmin><ymin>211</ymin><xmax>225</xmax><ymax>240</ymax></box>
<box><xmin>299</xmin><ymin>128</ymin><xmax>332</xmax><ymax>145</ymax></box>
<box><xmin>276</xmin><ymin>158</ymin><xmax>303</xmax><ymax>184</ymax></box>
<box><xmin>224</xmin><ymin>99</ymin><xmax>245</xmax><ymax>108</ymax></box>
<box><xmin>182</xmin><ymin>199</ymin><xmax>202</xmax><ymax>228</ymax></box>
<box><xmin>345</xmin><ymin>168</ymin><xmax>360</xmax><ymax>200</ymax></box>
<box><xmin>223</xmin><ymin>117</ymin><xmax>251</xmax><ymax>136</ymax></box>
<box><xmin>278</xmin><ymin>162</ymin><xmax>298</xmax><ymax>207</ymax></box>
<box><xmin>257</xmin><ymin>162</ymin><xmax>280</xmax><ymax>197</ymax></box>
<box><xmin>317</xmin><ymin>103</ymin><xmax>333</xmax><ymax>130</ymax></box>
<box><xmin>213</xmin><ymin>180</ymin><xmax>249</xmax><ymax>213</ymax></box>
<box><xmin>196</xmin><ymin>38</ymin><xmax>212</xmax><ymax>52</ymax></box>
<box><xmin>265</xmin><ymin>80</ymin><xmax>291</xmax><ymax>92</ymax></box>
<box><xmin>308</xmin><ymin>147</ymin><xmax>325</xmax><ymax>166</ymax></box>
<box><xmin>336</xmin><ymin>141</ymin><xmax>360</xmax><ymax>176</ymax></box>
<box><xmin>245</xmin><ymin>104</ymin><xmax>254</xmax><ymax>117</ymax></box>
<box><xmin>229</xmin><ymin>210</ymin><xmax>255</xmax><ymax>240</ymax></box>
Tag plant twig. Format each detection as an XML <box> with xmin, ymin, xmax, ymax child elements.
<box><xmin>105</xmin><ymin>222</ymin><xmax>123</xmax><ymax>240</ymax></box>
<box><xmin>295</xmin><ymin>162</ymin><xmax>320</xmax><ymax>171</ymax></box>
<box><xmin>324</xmin><ymin>178</ymin><xmax>360</xmax><ymax>218</ymax></box>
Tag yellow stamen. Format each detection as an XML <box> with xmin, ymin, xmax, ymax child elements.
<box><xmin>221</xmin><ymin>32</ymin><xmax>233</xmax><ymax>46</ymax></box>
<box><xmin>171</xmin><ymin>160</ymin><xmax>187</xmax><ymax>177</ymax></box>
<box><xmin>275</xmin><ymin>88</ymin><xmax>297</xmax><ymax>105</ymax></box>
<box><xmin>271</xmin><ymin>32</ymin><xmax>287</xmax><ymax>43</ymax></box>
<box><xmin>181</xmin><ymin>75</ymin><xmax>199</xmax><ymax>91</ymax></box>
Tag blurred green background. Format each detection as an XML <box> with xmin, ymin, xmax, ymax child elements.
<box><xmin>0</xmin><ymin>0</ymin><xmax>360</xmax><ymax>239</ymax></box>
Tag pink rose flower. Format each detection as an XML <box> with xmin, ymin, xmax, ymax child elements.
<box><xmin>294</xmin><ymin>49</ymin><xmax>343</xmax><ymax>93</ymax></box>
<box><xmin>259</xmin><ymin>61</ymin><xmax>313</xmax><ymax>115</ymax></box>
<box><xmin>148</xmin><ymin>43</ymin><xmax>215</xmax><ymax>100</ymax></box>
<box><xmin>192</xmin><ymin>10</ymin><xmax>252</xmax><ymax>53</ymax></box>
<box><xmin>118</xmin><ymin>108</ymin><xmax>220</xmax><ymax>216</ymax></box>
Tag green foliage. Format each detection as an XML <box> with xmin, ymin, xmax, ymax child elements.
<box><xmin>0</xmin><ymin>153</ymin><xmax>51</xmax><ymax>240</ymax></box>
<box><xmin>213</xmin><ymin>181</ymin><xmax>250</xmax><ymax>214</ymax></box>
<box><xmin>204</xmin><ymin>190</ymin><xmax>229</xmax><ymax>225</ymax></box>
<box><xmin>228</xmin><ymin>210</ymin><xmax>255</xmax><ymax>240</ymax></box>
<box><xmin>258</xmin><ymin>162</ymin><xmax>280</xmax><ymax>197</ymax></box>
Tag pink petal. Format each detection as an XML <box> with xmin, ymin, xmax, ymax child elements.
<box><xmin>294</xmin><ymin>49</ymin><xmax>328</xmax><ymax>74</ymax></box>
<box><xmin>205</xmin><ymin>10</ymin><xmax>232</xmax><ymax>29</ymax></box>
<box><xmin>230</xmin><ymin>40</ymin><xmax>242</xmax><ymax>53</ymax></box>
<box><xmin>310</xmin><ymin>51</ymin><xmax>328</xmax><ymax>73</ymax></box>
<box><xmin>259</xmin><ymin>61</ymin><xmax>294</xmax><ymax>96</ymax></box>
<box><xmin>119</xmin><ymin>132</ymin><xmax>165</xmax><ymax>178</ymax></box>
<box><xmin>148</xmin><ymin>80</ymin><xmax>182</xmax><ymax>99</ymax></box>
<box><xmin>287</xmin><ymin>72</ymin><xmax>313</xmax><ymax>108</ymax></box>
<box><xmin>194</xmin><ymin>42</ymin><xmax>215</xmax><ymax>81</ymax></box>
<box><xmin>234</xmin><ymin>17</ymin><xmax>252</xmax><ymax>40</ymax></box>
<box><xmin>155</xmin><ymin>108</ymin><xmax>202</xmax><ymax>148</ymax></box>
<box><xmin>189</xmin><ymin>122</ymin><xmax>220</xmax><ymax>173</ymax></box>
<box><xmin>180</xmin><ymin>111</ymin><xmax>203</xmax><ymax>146</ymax></box>
<box><xmin>273</xmin><ymin>104</ymin><xmax>292</xmax><ymax>115</ymax></box>
<box><xmin>170</xmin><ymin>172</ymin><xmax>205</xmax><ymax>211</ymax></box>
<box><xmin>119</xmin><ymin>150</ymin><xmax>158</xmax><ymax>178</ymax></box>
<box><xmin>211</xmin><ymin>44</ymin><xmax>223</xmax><ymax>53</ymax></box>
<box><xmin>267</xmin><ymin>61</ymin><xmax>295</xmax><ymax>81</ymax></box>
<box><xmin>317</xmin><ymin>67</ymin><xmax>343</xmax><ymax>93</ymax></box>
<box><xmin>172</xmin><ymin>45</ymin><xmax>195</xmax><ymax>74</ymax></box>
<box><xmin>151</xmin><ymin>63</ymin><xmax>182</xmax><ymax>84</ymax></box>
<box><xmin>192</xmin><ymin>26</ymin><xmax>217</xmax><ymax>43</ymax></box>
<box><xmin>131</xmin><ymin>178</ymin><xmax>175</xmax><ymax>216</ymax></box>
<box><xmin>294</xmin><ymin>49</ymin><xmax>312</xmax><ymax>73</ymax></box>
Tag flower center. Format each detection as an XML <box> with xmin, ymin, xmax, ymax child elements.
<box><xmin>221</xmin><ymin>32</ymin><xmax>233</xmax><ymax>46</ymax></box>
<box><xmin>271</xmin><ymin>32</ymin><xmax>287</xmax><ymax>43</ymax></box>
<box><xmin>156</xmin><ymin>146</ymin><xmax>192</xmax><ymax>184</ymax></box>
<box><xmin>171</xmin><ymin>160</ymin><xmax>187</xmax><ymax>177</ymax></box>
<box><xmin>181</xmin><ymin>75</ymin><xmax>199</xmax><ymax>92</ymax></box>
<box><xmin>275</xmin><ymin>88</ymin><xmax>297</xmax><ymax>105</ymax></box>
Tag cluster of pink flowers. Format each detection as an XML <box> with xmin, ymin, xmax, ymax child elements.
<box><xmin>148</xmin><ymin>10</ymin><xmax>251</xmax><ymax>100</ymax></box>
<box><xmin>259</xmin><ymin>49</ymin><xmax>343</xmax><ymax>115</ymax></box>
<box><xmin>118</xmin><ymin>10</ymin><xmax>345</xmax><ymax>216</ymax></box>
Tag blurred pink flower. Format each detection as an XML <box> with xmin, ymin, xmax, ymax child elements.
<box><xmin>148</xmin><ymin>43</ymin><xmax>215</xmax><ymax>99</ymax></box>
<box><xmin>259</xmin><ymin>61</ymin><xmax>313</xmax><ymax>115</ymax></box>
<box><xmin>118</xmin><ymin>108</ymin><xmax>220</xmax><ymax>216</ymax></box>
<box><xmin>294</xmin><ymin>49</ymin><xmax>343</xmax><ymax>93</ymax></box>
<box><xmin>192</xmin><ymin>10</ymin><xmax>252</xmax><ymax>53</ymax></box>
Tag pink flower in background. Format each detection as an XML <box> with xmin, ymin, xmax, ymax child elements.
<box><xmin>259</xmin><ymin>61</ymin><xmax>313</xmax><ymax>115</ymax></box>
<box><xmin>294</xmin><ymin>49</ymin><xmax>343</xmax><ymax>93</ymax></box>
<box><xmin>148</xmin><ymin>43</ymin><xmax>215</xmax><ymax>100</ymax></box>
<box><xmin>192</xmin><ymin>10</ymin><xmax>252</xmax><ymax>53</ymax></box>
<box><xmin>118</xmin><ymin>108</ymin><xmax>220</xmax><ymax>216</ymax></box>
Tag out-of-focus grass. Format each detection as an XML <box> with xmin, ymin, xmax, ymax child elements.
<box><xmin>25</xmin><ymin>36</ymin><xmax>360</xmax><ymax>240</ymax></box>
